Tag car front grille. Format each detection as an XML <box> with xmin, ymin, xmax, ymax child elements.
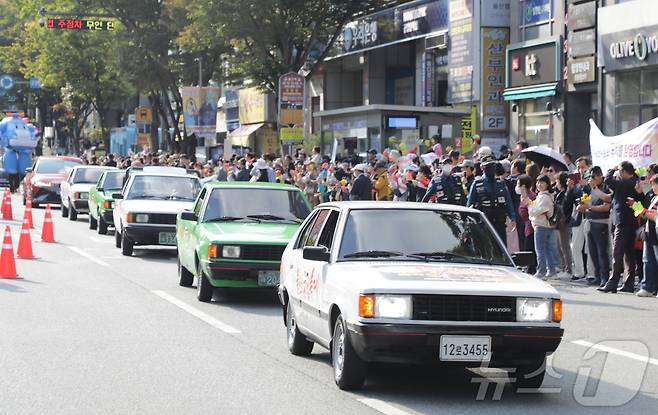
<box><xmin>412</xmin><ymin>295</ymin><xmax>516</xmax><ymax>322</ymax></box>
<box><xmin>148</xmin><ymin>213</ymin><xmax>177</xmax><ymax>225</ymax></box>
<box><xmin>240</xmin><ymin>245</ymin><xmax>286</xmax><ymax>261</ymax></box>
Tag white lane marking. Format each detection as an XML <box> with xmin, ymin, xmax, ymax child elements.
<box><xmin>572</xmin><ymin>340</ymin><xmax>658</xmax><ymax>366</ymax></box>
<box><xmin>152</xmin><ymin>290</ymin><xmax>241</xmax><ymax>334</ymax></box>
<box><xmin>356</xmin><ymin>399</ymin><xmax>411</xmax><ymax>415</ymax></box>
<box><xmin>88</xmin><ymin>236</ymin><xmax>106</xmax><ymax>244</ymax></box>
<box><xmin>68</xmin><ymin>246</ymin><xmax>110</xmax><ymax>268</ymax></box>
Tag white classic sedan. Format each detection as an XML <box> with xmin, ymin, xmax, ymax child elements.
<box><xmin>112</xmin><ymin>168</ymin><xmax>201</xmax><ymax>256</ymax></box>
<box><xmin>278</xmin><ymin>202</ymin><xmax>563</xmax><ymax>390</ymax></box>
<box><xmin>60</xmin><ymin>165</ymin><xmax>117</xmax><ymax>221</ymax></box>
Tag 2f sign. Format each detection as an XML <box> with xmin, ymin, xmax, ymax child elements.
<box><xmin>485</xmin><ymin>116</ymin><xmax>506</xmax><ymax>131</ymax></box>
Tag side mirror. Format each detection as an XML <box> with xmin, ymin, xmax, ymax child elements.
<box><xmin>25</xmin><ymin>167</ymin><xmax>33</xmax><ymax>173</ymax></box>
<box><xmin>180</xmin><ymin>210</ymin><xmax>198</xmax><ymax>221</ymax></box>
<box><xmin>511</xmin><ymin>251</ymin><xmax>535</xmax><ymax>268</ymax></box>
<box><xmin>303</xmin><ymin>246</ymin><xmax>330</xmax><ymax>262</ymax></box>
<box><xmin>97</xmin><ymin>187</ymin><xmax>104</xmax><ymax>192</ymax></box>
<box><xmin>111</xmin><ymin>193</ymin><xmax>123</xmax><ymax>199</ymax></box>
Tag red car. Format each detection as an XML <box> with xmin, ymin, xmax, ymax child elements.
<box><xmin>22</xmin><ymin>156</ymin><xmax>83</xmax><ymax>208</ymax></box>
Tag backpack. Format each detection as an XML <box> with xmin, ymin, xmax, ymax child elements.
<box><xmin>547</xmin><ymin>193</ymin><xmax>566</xmax><ymax>228</ymax></box>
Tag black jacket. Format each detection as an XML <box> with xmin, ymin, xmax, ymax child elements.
<box><xmin>604</xmin><ymin>169</ymin><xmax>642</xmax><ymax>227</ymax></box>
<box><xmin>350</xmin><ymin>174</ymin><xmax>373</xmax><ymax>201</ymax></box>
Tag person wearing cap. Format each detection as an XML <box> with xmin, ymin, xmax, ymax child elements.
<box><xmin>373</xmin><ymin>160</ymin><xmax>393</xmax><ymax>201</ymax></box>
<box><xmin>421</xmin><ymin>158</ymin><xmax>459</xmax><ymax>204</ymax></box>
<box><xmin>459</xmin><ymin>159</ymin><xmax>476</xmax><ymax>198</ymax></box>
<box><xmin>350</xmin><ymin>163</ymin><xmax>373</xmax><ymax>201</ymax></box>
<box><xmin>467</xmin><ymin>156</ymin><xmax>516</xmax><ymax>244</ymax></box>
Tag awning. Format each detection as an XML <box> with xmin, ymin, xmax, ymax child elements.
<box><xmin>503</xmin><ymin>83</ymin><xmax>558</xmax><ymax>101</ymax></box>
<box><xmin>228</xmin><ymin>123</ymin><xmax>264</xmax><ymax>147</ymax></box>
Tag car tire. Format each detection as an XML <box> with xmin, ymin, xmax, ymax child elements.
<box><xmin>178</xmin><ymin>257</ymin><xmax>194</xmax><ymax>287</ymax></box>
<box><xmin>61</xmin><ymin>202</ymin><xmax>69</xmax><ymax>218</ymax></box>
<box><xmin>511</xmin><ymin>357</ymin><xmax>547</xmax><ymax>390</ymax></box>
<box><xmin>196</xmin><ymin>262</ymin><xmax>214</xmax><ymax>302</ymax></box>
<box><xmin>286</xmin><ymin>300</ymin><xmax>314</xmax><ymax>356</ymax></box>
<box><xmin>332</xmin><ymin>314</ymin><xmax>367</xmax><ymax>390</ymax></box>
<box><xmin>121</xmin><ymin>231</ymin><xmax>133</xmax><ymax>256</ymax></box>
<box><xmin>115</xmin><ymin>229</ymin><xmax>122</xmax><ymax>248</ymax></box>
<box><xmin>69</xmin><ymin>201</ymin><xmax>77</xmax><ymax>221</ymax></box>
<box><xmin>89</xmin><ymin>214</ymin><xmax>97</xmax><ymax>230</ymax></box>
<box><xmin>22</xmin><ymin>195</ymin><xmax>26</xmax><ymax>206</ymax></box>
<box><xmin>32</xmin><ymin>202</ymin><xmax>39</xmax><ymax>209</ymax></box>
<box><xmin>98</xmin><ymin>215</ymin><xmax>108</xmax><ymax>235</ymax></box>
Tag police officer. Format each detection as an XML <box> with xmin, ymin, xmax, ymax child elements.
<box><xmin>466</xmin><ymin>156</ymin><xmax>516</xmax><ymax>244</ymax></box>
<box><xmin>422</xmin><ymin>158</ymin><xmax>460</xmax><ymax>204</ymax></box>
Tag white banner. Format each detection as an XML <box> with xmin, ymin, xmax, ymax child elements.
<box><xmin>589</xmin><ymin>118</ymin><xmax>658</xmax><ymax>171</ymax></box>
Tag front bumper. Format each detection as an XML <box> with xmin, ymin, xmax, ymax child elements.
<box><xmin>206</xmin><ymin>260</ymin><xmax>280</xmax><ymax>288</ymax></box>
<box><xmin>123</xmin><ymin>224</ymin><xmax>176</xmax><ymax>246</ymax></box>
<box><xmin>346</xmin><ymin>322</ymin><xmax>563</xmax><ymax>367</ymax></box>
<box><xmin>31</xmin><ymin>186</ymin><xmax>61</xmax><ymax>204</ymax></box>
<box><xmin>100</xmin><ymin>209</ymin><xmax>114</xmax><ymax>223</ymax></box>
<box><xmin>72</xmin><ymin>199</ymin><xmax>89</xmax><ymax>212</ymax></box>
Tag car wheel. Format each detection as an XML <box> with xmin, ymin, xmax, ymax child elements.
<box><xmin>286</xmin><ymin>300</ymin><xmax>314</xmax><ymax>356</ymax></box>
<box><xmin>22</xmin><ymin>195</ymin><xmax>26</xmax><ymax>206</ymax></box>
<box><xmin>511</xmin><ymin>357</ymin><xmax>547</xmax><ymax>390</ymax></box>
<box><xmin>98</xmin><ymin>215</ymin><xmax>108</xmax><ymax>235</ymax></box>
<box><xmin>178</xmin><ymin>257</ymin><xmax>194</xmax><ymax>287</ymax></box>
<box><xmin>121</xmin><ymin>231</ymin><xmax>133</xmax><ymax>256</ymax></box>
<box><xmin>332</xmin><ymin>314</ymin><xmax>367</xmax><ymax>390</ymax></box>
<box><xmin>196</xmin><ymin>262</ymin><xmax>214</xmax><ymax>302</ymax></box>
<box><xmin>115</xmin><ymin>229</ymin><xmax>122</xmax><ymax>248</ymax></box>
<box><xmin>61</xmin><ymin>202</ymin><xmax>69</xmax><ymax>218</ymax></box>
<box><xmin>69</xmin><ymin>201</ymin><xmax>77</xmax><ymax>221</ymax></box>
<box><xmin>89</xmin><ymin>214</ymin><xmax>97</xmax><ymax>230</ymax></box>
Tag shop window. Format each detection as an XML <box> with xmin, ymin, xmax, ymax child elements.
<box><xmin>616</xmin><ymin>72</ymin><xmax>640</xmax><ymax>105</ymax></box>
<box><xmin>641</xmin><ymin>69</ymin><xmax>658</xmax><ymax>105</ymax></box>
<box><xmin>522</xmin><ymin>113</ymin><xmax>552</xmax><ymax>147</ymax></box>
<box><xmin>615</xmin><ymin>70</ymin><xmax>658</xmax><ymax>133</ymax></box>
<box><xmin>519</xmin><ymin>0</ymin><xmax>554</xmax><ymax>42</ymax></box>
<box><xmin>616</xmin><ymin>105</ymin><xmax>640</xmax><ymax>134</ymax></box>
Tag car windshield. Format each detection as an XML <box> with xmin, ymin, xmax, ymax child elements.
<box><xmin>203</xmin><ymin>187</ymin><xmax>311</xmax><ymax>223</ymax></box>
<box><xmin>126</xmin><ymin>175</ymin><xmax>201</xmax><ymax>201</ymax></box>
<box><xmin>36</xmin><ymin>159</ymin><xmax>81</xmax><ymax>174</ymax></box>
<box><xmin>338</xmin><ymin>209</ymin><xmax>512</xmax><ymax>266</ymax></box>
<box><xmin>73</xmin><ymin>168</ymin><xmax>107</xmax><ymax>184</ymax></box>
<box><xmin>101</xmin><ymin>172</ymin><xmax>124</xmax><ymax>190</ymax></box>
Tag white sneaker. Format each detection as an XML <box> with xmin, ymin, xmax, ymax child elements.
<box><xmin>636</xmin><ymin>289</ymin><xmax>657</xmax><ymax>297</ymax></box>
<box><xmin>532</xmin><ymin>272</ymin><xmax>546</xmax><ymax>279</ymax></box>
<box><xmin>557</xmin><ymin>271</ymin><xmax>572</xmax><ymax>279</ymax></box>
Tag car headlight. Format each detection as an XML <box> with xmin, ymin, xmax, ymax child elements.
<box><xmin>516</xmin><ymin>298</ymin><xmax>553</xmax><ymax>322</ymax></box>
<box><xmin>135</xmin><ymin>213</ymin><xmax>149</xmax><ymax>223</ymax></box>
<box><xmin>359</xmin><ymin>294</ymin><xmax>412</xmax><ymax>319</ymax></box>
<box><xmin>74</xmin><ymin>192</ymin><xmax>89</xmax><ymax>200</ymax></box>
<box><xmin>222</xmin><ymin>245</ymin><xmax>241</xmax><ymax>259</ymax></box>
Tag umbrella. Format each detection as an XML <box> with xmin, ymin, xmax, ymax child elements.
<box><xmin>522</xmin><ymin>146</ymin><xmax>568</xmax><ymax>170</ymax></box>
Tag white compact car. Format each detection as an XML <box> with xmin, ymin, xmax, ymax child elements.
<box><xmin>278</xmin><ymin>202</ymin><xmax>563</xmax><ymax>390</ymax></box>
<box><xmin>113</xmin><ymin>169</ymin><xmax>201</xmax><ymax>256</ymax></box>
<box><xmin>60</xmin><ymin>165</ymin><xmax>117</xmax><ymax>221</ymax></box>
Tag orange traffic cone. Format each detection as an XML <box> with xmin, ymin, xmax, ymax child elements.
<box><xmin>2</xmin><ymin>189</ymin><xmax>13</xmax><ymax>220</ymax></box>
<box><xmin>0</xmin><ymin>188</ymin><xmax>6</xmax><ymax>218</ymax></box>
<box><xmin>41</xmin><ymin>204</ymin><xmax>55</xmax><ymax>243</ymax></box>
<box><xmin>25</xmin><ymin>196</ymin><xmax>34</xmax><ymax>228</ymax></box>
<box><xmin>16</xmin><ymin>216</ymin><xmax>36</xmax><ymax>259</ymax></box>
<box><xmin>0</xmin><ymin>225</ymin><xmax>18</xmax><ymax>278</ymax></box>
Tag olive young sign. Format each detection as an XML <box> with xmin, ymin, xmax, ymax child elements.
<box><xmin>600</xmin><ymin>28</ymin><xmax>658</xmax><ymax>71</ymax></box>
<box><xmin>46</xmin><ymin>18</ymin><xmax>116</xmax><ymax>31</ymax></box>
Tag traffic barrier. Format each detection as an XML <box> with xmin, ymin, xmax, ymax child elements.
<box><xmin>0</xmin><ymin>225</ymin><xmax>18</xmax><ymax>278</ymax></box>
<box><xmin>25</xmin><ymin>196</ymin><xmax>34</xmax><ymax>228</ymax></box>
<box><xmin>16</xmin><ymin>215</ymin><xmax>36</xmax><ymax>259</ymax></box>
<box><xmin>2</xmin><ymin>189</ymin><xmax>13</xmax><ymax>220</ymax></box>
<box><xmin>41</xmin><ymin>204</ymin><xmax>55</xmax><ymax>243</ymax></box>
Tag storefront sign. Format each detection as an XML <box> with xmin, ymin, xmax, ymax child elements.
<box><xmin>448</xmin><ymin>0</ymin><xmax>475</xmax><ymax>103</ymax></box>
<box><xmin>506</xmin><ymin>40</ymin><xmax>560</xmax><ymax>88</ymax></box>
<box><xmin>481</xmin><ymin>28</ymin><xmax>509</xmax><ymax>132</ymax></box>
<box><xmin>336</xmin><ymin>0</ymin><xmax>449</xmax><ymax>56</ymax></box>
<box><xmin>134</xmin><ymin>106</ymin><xmax>152</xmax><ymax>146</ymax></box>
<box><xmin>568</xmin><ymin>29</ymin><xmax>596</xmax><ymax>58</ymax></box>
<box><xmin>568</xmin><ymin>56</ymin><xmax>596</xmax><ymax>84</ymax></box>
<box><xmin>609</xmin><ymin>33</ymin><xmax>658</xmax><ymax>61</ymax></box>
<box><xmin>590</xmin><ymin>117</ymin><xmax>656</xmax><ymax>171</ymax></box>
<box><xmin>522</xmin><ymin>0</ymin><xmax>552</xmax><ymax>26</ymax></box>
<box><xmin>567</xmin><ymin>1</ymin><xmax>596</xmax><ymax>32</ymax></box>
<box><xmin>279</xmin><ymin>127</ymin><xmax>304</xmax><ymax>142</ymax></box>
<box><xmin>481</xmin><ymin>0</ymin><xmax>510</xmax><ymax>28</ymax></box>
<box><xmin>460</xmin><ymin>106</ymin><xmax>477</xmax><ymax>153</ymax></box>
<box><xmin>423</xmin><ymin>52</ymin><xmax>434</xmax><ymax>106</ymax></box>
<box><xmin>278</xmin><ymin>72</ymin><xmax>305</xmax><ymax>126</ymax></box>
<box><xmin>181</xmin><ymin>87</ymin><xmax>221</xmax><ymax>140</ymax></box>
<box><xmin>239</xmin><ymin>87</ymin><xmax>266</xmax><ymax>125</ymax></box>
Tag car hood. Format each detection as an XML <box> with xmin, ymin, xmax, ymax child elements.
<box><xmin>200</xmin><ymin>221</ymin><xmax>299</xmax><ymax>244</ymax></box>
<box><xmin>119</xmin><ymin>199</ymin><xmax>194</xmax><ymax>214</ymax></box>
<box><xmin>328</xmin><ymin>262</ymin><xmax>559</xmax><ymax>298</ymax></box>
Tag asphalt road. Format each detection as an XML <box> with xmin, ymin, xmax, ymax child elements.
<box><xmin>1</xmin><ymin>194</ymin><xmax>657</xmax><ymax>415</ymax></box>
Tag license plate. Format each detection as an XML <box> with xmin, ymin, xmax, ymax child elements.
<box><xmin>439</xmin><ymin>335</ymin><xmax>491</xmax><ymax>362</ymax></box>
<box><xmin>158</xmin><ymin>232</ymin><xmax>177</xmax><ymax>245</ymax></box>
<box><xmin>258</xmin><ymin>271</ymin><xmax>280</xmax><ymax>287</ymax></box>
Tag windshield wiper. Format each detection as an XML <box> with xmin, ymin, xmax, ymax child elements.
<box><xmin>407</xmin><ymin>251</ymin><xmax>493</xmax><ymax>265</ymax></box>
<box><xmin>164</xmin><ymin>195</ymin><xmax>195</xmax><ymax>201</ymax></box>
<box><xmin>204</xmin><ymin>216</ymin><xmax>245</xmax><ymax>222</ymax></box>
<box><xmin>343</xmin><ymin>250</ymin><xmax>404</xmax><ymax>259</ymax></box>
<box><xmin>246</xmin><ymin>214</ymin><xmax>286</xmax><ymax>221</ymax></box>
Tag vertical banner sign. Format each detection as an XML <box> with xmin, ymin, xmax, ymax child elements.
<box><xmin>448</xmin><ymin>0</ymin><xmax>474</xmax><ymax>103</ymax></box>
<box><xmin>481</xmin><ymin>28</ymin><xmax>509</xmax><ymax>132</ymax></box>
<box><xmin>460</xmin><ymin>106</ymin><xmax>477</xmax><ymax>153</ymax></box>
<box><xmin>423</xmin><ymin>51</ymin><xmax>435</xmax><ymax>106</ymax></box>
<box><xmin>134</xmin><ymin>106</ymin><xmax>152</xmax><ymax>146</ymax></box>
<box><xmin>181</xmin><ymin>87</ymin><xmax>221</xmax><ymax>139</ymax></box>
<box><xmin>278</xmin><ymin>72</ymin><xmax>305</xmax><ymax>126</ymax></box>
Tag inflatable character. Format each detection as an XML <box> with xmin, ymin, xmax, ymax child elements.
<box><xmin>0</xmin><ymin>113</ymin><xmax>38</xmax><ymax>191</ymax></box>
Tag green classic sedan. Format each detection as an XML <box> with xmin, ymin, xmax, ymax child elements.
<box><xmin>176</xmin><ymin>182</ymin><xmax>312</xmax><ymax>302</ymax></box>
<box><xmin>88</xmin><ymin>169</ymin><xmax>124</xmax><ymax>234</ymax></box>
